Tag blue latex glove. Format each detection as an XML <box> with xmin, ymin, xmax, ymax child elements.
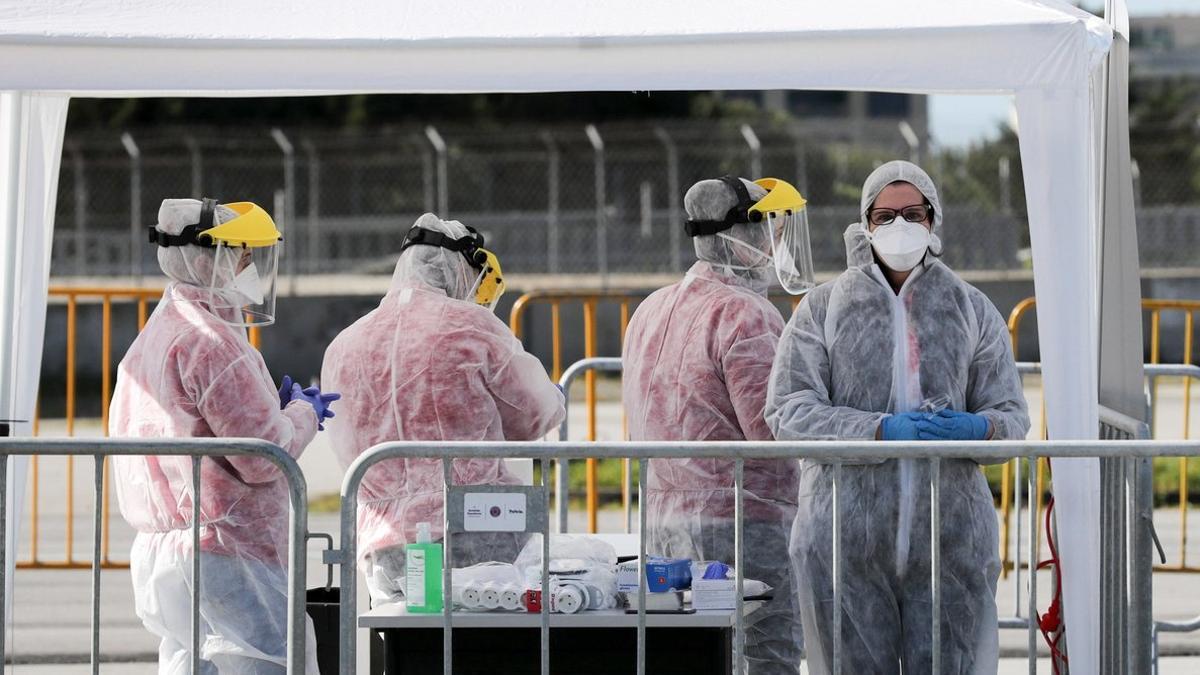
<box><xmin>880</xmin><ymin>412</ymin><xmax>925</xmax><ymax>440</ymax></box>
<box><xmin>290</xmin><ymin>383</ymin><xmax>341</xmax><ymax>431</ymax></box>
<box><xmin>916</xmin><ymin>409</ymin><xmax>991</xmax><ymax>441</ymax></box>
<box><xmin>702</xmin><ymin>561</ymin><xmax>731</xmax><ymax>580</ymax></box>
<box><xmin>278</xmin><ymin>375</ymin><xmax>295</xmax><ymax>410</ymax></box>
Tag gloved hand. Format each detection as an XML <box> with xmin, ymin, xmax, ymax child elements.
<box><xmin>916</xmin><ymin>409</ymin><xmax>991</xmax><ymax>441</ymax></box>
<box><xmin>555</xmin><ymin>383</ymin><xmax>565</xmax><ymax>396</ymax></box>
<box><xmin>278</xmin><ymin>375</ymin><xmax>295</xmax><ymax>410</ymax></box>
<box><xmin>880</xmin><ymin>412</ymin><xmax>926</xmax><ymax>440</ymax></box>
<box><xmin>290</xmin><ymin>383</ymin><xmax>341</xmax><ymax>431</ymax></box>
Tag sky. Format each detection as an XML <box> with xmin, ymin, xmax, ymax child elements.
<box><xmin>927</xmin><ymin>0</ymin><xmax>1197</xmax><ymax>148</ymax></box>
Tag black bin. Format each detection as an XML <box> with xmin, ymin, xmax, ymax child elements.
<box><xmin>307</xmin><ymin>586</ymin><xmax>340</xmax><ymax>675</ymax></box>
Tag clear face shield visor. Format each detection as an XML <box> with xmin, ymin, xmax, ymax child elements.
<box><xmin>207</xmin><ymin>241</ymin><xmax>280</xmax><ymax>327</ymax></box>
<box><xmin>751</xmin><ymin>178</ymin><xmax>815</xmax><ymax>295</ymax></box>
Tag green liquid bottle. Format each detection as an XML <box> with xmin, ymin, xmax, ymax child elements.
<box><xmin>406</xmin><ymin>522</ymin><xmax>443</xmax><ymax>613</ymax></box>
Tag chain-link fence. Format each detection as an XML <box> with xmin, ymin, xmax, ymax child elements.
<box><xmin>48</xmin><ymin>120</ymin><xmax>1200</xmax><ymax>279</ymax></box>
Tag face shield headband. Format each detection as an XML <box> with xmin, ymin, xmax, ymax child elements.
<box><xmin>400</xmin><ymin>224</ymin><xmax>505</xmax><ymax>308</ymax></box>
<box><xmin>683</xmin><ymin>176</ymin><xmax>764</xmax><ymax>237</ymax></box>
<box><xmin>149</xmin><ymin>197</ymin><xmax>220</xmax><ymax>248</ymax></box>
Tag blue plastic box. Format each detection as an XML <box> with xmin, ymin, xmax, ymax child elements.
<box><xmin>644</xmin><ymin>557</ymin><xmax>692</xmax><ymax>592</ymax></box>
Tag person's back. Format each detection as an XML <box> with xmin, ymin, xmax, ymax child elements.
<box><xmin>324</xmin><ymin>283</ymin><xmax>562</xmax><ymax>551</ymax></box>
<box><xmin>624</xmin><ymin>262</ymin><xmax>791</xmax><ymax>514</ymax></box>
<box><xmin>322</xmin><ymin>213</ymin><xmax>564</xmax><ymax>603</ymax></box>
<box><xmin>621</xmin><ymin>177</ymin><xmax>803</xmax><ymax>674</ymax></box>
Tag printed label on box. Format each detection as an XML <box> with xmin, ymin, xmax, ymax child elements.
<box><xmin>464</xmin><ymin>492</ymin><xmax>528</xmax><ymax>532</ymax></box>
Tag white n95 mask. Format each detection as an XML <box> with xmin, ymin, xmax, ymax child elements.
<box><xmin>227</xmin><ymin>263</ymin><xmax>265</xmax><ymax>305</ymax></box>
<box><xmin>866</xmin><ymin>220</ymin><xmax>931</xmax><ymax>272</ymax></box>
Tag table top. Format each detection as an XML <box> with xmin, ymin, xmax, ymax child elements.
<box><xmin>360</xmin><ymin>602</ymin><xmax>762</xmax><ymax>629</ymax></box>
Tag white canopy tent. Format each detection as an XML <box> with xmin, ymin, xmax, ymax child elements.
<box><xmin>0</xmin><ymin>0</ymin><xmax>1120</xmax><ymax>669</ymax></box>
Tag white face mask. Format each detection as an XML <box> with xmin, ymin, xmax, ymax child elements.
<box><xmin>227</xmin><ymin>262</ymin><xmax>264</xmax><ymax>305</ymax></box>
<box><xmin>866</xmin><ymin>219</ymin><xmax>931</xmax><ymax>272</ymax></box>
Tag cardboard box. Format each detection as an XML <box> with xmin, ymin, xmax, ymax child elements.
<box><xmin>690</xmin><ymin>578</ymin><xmax>737</xmax><ymax>610</ymax></box>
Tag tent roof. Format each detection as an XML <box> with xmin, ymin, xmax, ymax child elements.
<box><xmin>0</xmin><ymin>0</ymin><xmax>1111</xmax><ymax>96</ymax></box>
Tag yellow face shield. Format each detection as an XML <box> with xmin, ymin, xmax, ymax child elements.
<box><xmin>199</xmin><ymin>202</ymin><xmax>282</xmax><ymax>249</ymax></box>
<box><xmin>150</xmin><ymin>198</ymin><xmax>282</xmax><ymax>328</ymax></box>
<box><xmin>205</xmin><ymin>202</ymin><xmax>282</xmax><ymax>327</ymax></box>
<box><xmin>470</xmin><ymin>248</ymin><xmax>505</xmax><ymax>310</ymax></box>
<box><xmin>750</xmin><ymin>178</ymin><xmax>815</xmax><ymax>295</ymax></box>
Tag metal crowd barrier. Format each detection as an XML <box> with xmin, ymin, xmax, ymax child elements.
<box><xmin>1000</xmin><ymin>363</ymin><xmax>1200</xmax><ymax>579</ymax></box>
<box><xmin>555</xmin><ymin>357</ymin><xmax>623</xmax><ymax>534</ymax></box>
<box><xmin>336</xmin><ymin>430</ymin><xmax>1181</xmax><ymax>675</ymax></box>
<box><xmin>510</xmin><ymin>290</ymin><xmax>637</xmax><ymax>534</ymax></box>
<box><xmin>29</xmin><ymin>287</ymin><xmax>261</xmax><ymax>571</ymax></box>
<box><xmin>0</xmin><ymin>437</ymin><xmax>307</xmax><ymax>673</ymax></box>
<box><xmin>552</xmin><ymin>356</ymin><xmax>1176</xmax><ymax>672</ymax></box>
<box><xmin>510</xmin><ymin>289</ymin><xmax>803</xmax><ymax>533</ymax></box>
<box><xmin>1009</xmin><ymin>297</ymin><xmax>1200</xmax><ymax>574</ymax></box>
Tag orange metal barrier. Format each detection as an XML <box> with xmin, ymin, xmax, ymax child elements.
<box><xmin>509</xmin><ymin>289</ymin><xmax>804</xmax><ymax>533</ymax></box>
<box><xmin>30</xmin><ymin>287</ymin><xmax>261</xmax><ymax>570</ymax></box>
<box><xmin>1004</xmin><ymin>296</ymin><xmax>1200</xmax><ymax>574</ymax></box>
<box><xmin>510</xmin><ymin>290</ymin><xmax>638</xmax><ymax>533</ymax></box>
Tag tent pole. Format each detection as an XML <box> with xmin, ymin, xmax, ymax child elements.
<box><xmin>0</xmin><ymin>91</ymin><xmax>24</xmax><ymax>423</ymax></box>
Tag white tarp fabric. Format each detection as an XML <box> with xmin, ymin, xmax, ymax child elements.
<box><xmin>0</xmin><ymin>0</ymin><xmax>1110</xmax><ymax>95</ymax></box>
<box><xmin>1016</xmin><ymin>84</ymin><xmax>1103</xmax><ymax>670</ymax></box>
<box><xmin>0</xmin><ymin>0</ymin><xmax>1113</xmax><ymax>668</ymax></box>
<box><xmin>0</xmin><ymin>91</ymin><xmax>68</xmax><ymax>629</ymax></box>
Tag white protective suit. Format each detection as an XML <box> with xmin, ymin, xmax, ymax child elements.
<box><xmin>111</xmin><ymin>199</ymin><xmax>319</xmax><ymax>674</ymax></box>
<box><xmin>623</xmin><ymin>178</ymin><xmax>803</xmax><ymax>674</ymax></box>
<box><xmin>321</xmin><ymin>213</ymin><xmax>565</xmax><ymax>605</ymax></box>
<box><xmin>766</xmin><ymin>162</ymin><xmax>1030</xmax><ymax>674</ymax></box>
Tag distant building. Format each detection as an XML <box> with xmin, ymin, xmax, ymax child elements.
<box><xmin>1130</xmin><ymin>14</ymin><xmax>1200</xmax><ymax>79</ymax></box>
<box><xmin>721</xmin><ymin>90</ymin><xmax>928</xmax><ymax>149</ymax></box>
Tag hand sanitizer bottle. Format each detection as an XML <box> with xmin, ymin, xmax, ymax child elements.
<box><xmin>405</xmin><ymin>522</ymin><xmax>443</xmax><ymax>613</ymax></box>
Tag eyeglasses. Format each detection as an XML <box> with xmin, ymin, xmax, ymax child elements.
<box><xmin>867</xmin><ymin>203</ymin><xmax>933</xmax><ymax>227</ymax></box>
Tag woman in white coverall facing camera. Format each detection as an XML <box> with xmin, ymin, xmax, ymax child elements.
<box><xmin>766</xmin><ymin>161</ymin><xmax>1029</xmax><ymax>674</ymax></box>
<box><xmin>321</xmin><ymin>212</ymin><xmax>564</xmax><ymax>605</ymax></box>
<box><xmin>111</xmin><ymin>198</ymin><xmax>339</xmax><ymax>674</ymax></box>
<box><xmin>623</xmin><ymin>176</ymin><xmax>805</xmax><ymax>674</ymax></box>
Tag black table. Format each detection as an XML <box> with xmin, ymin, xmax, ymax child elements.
<box><xmin>361</xmin><ymin>604</ymin><xmax>751</xmax><ymax>674</ymax></box>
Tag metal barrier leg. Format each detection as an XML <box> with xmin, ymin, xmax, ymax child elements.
<box><xmin>1130</xmin><ymin>456</ymin><xmax>1154</xmax><ymax>673</ymax></box>
<box><xmin>556</xmin><ymin>458</ymin><xmax>569</xmax><ymax>533</ymax></box>
<box><xmin>191</xmin><ymin>456</ymin><xmax>202</xmax><ymax>675</ymax></box>
<box><xmin>339</xmin><ymin>478</ymin><xmax>358</xmax><ymax>675</ymax></box>
<box><xmin>288</xmin><ymin>455</ymin><xmax>309</xmax><ymax>675</ymax></box>
<box><xmin>90</xmin><ymin>457</ymin><xmax>102</xmax><ymax>675</ymax></box>
<box><xmin>832</xmin><ymin>462</ymin><xmax>843</xmax><ymax>675</ymax></box>
<box><xmin>637</xmin><ymin>456</ymin><xmax>647</xmax><ymax>675</ymax></box>
<box><xmin>624</xmin><ymin>458</ymin><xmax>633</xmax><ymax>535</ymax></box>
<box><xmin>540</xmin><ymin>458</ymin><xmax>551</xmax><ymax>675</ymax></box>
<box><xmin>1028</xmin><ymin>455</ymin><xmax>1038</xmax><ymax>675</ymax></box>
<box><xmin>931</xmin><ymin>459</ymin><xmax>942</xmax><ymax>675</ymax></box>
<box><xmin>734</xmin><ymin>459</ymin><xmax>745</xmax><ymax>675</ymax></box>
<box><xmin>1001</xmin><ymin>460</ymin><xmax>1012</xmax><ymax>579</ymax></box>
<box><xmin>1013</xmin><ymin>457</ymin><xmax>1023</xmax><ymax>619</ymax></box>
<box><xmin>442</xmin><ymin>459</ymin><xmax>453</xmax><ymax>675</ymax></box>
<box><xmin>555</xmin><ymin>383</ymin><xmax>570</xmax><ymax>534</ymax></box>
<box><xmin>0</xmin><ymin>454</ymin><xmax>8</xmax><ymax>671</ymax></box>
